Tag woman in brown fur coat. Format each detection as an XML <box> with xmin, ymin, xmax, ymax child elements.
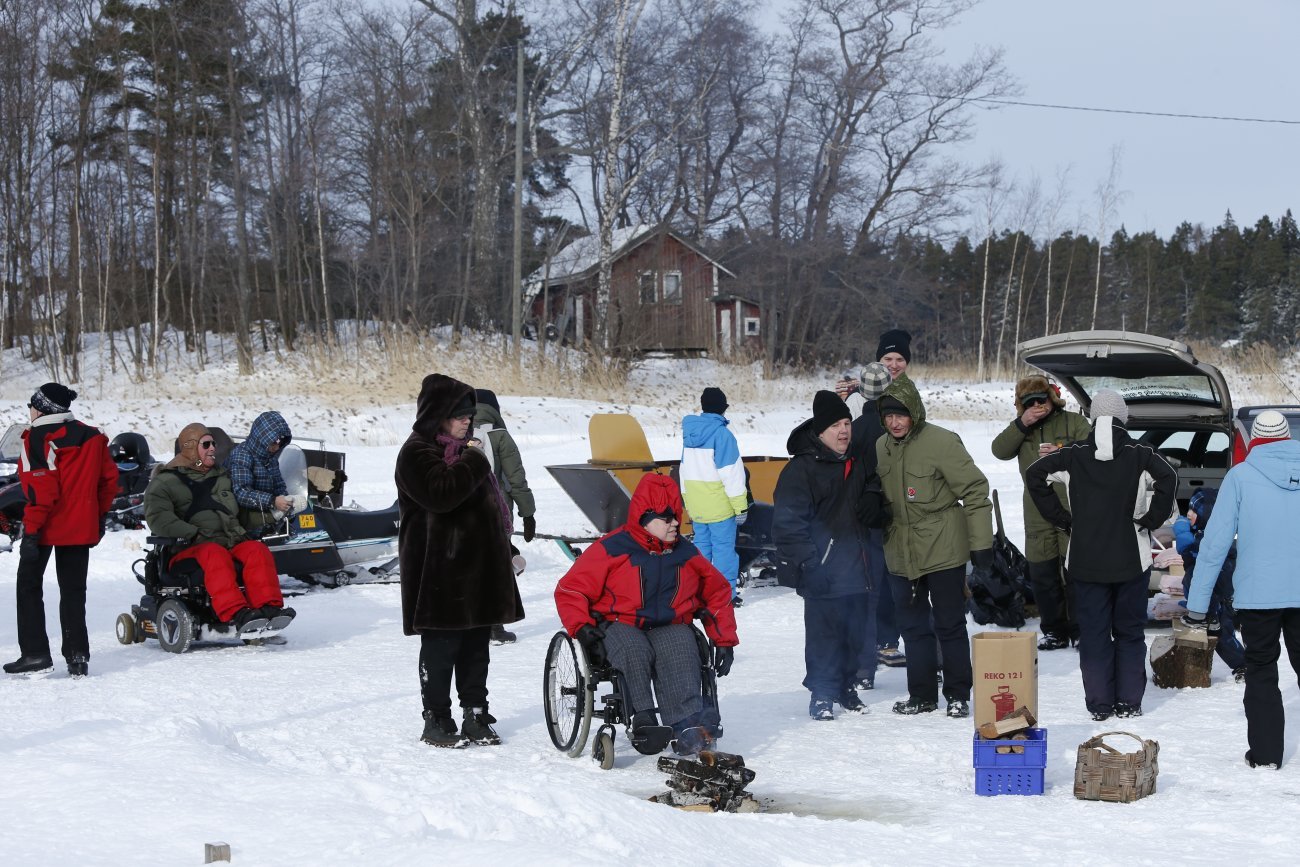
<box><xmin>396</xmin><ymin>373</ymin><xmax>524</xmax><ymax>748</ymax></box>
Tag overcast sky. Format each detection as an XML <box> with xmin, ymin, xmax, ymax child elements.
<box><xmin>765</xmin><ymin>0</ymin><xmax>1300</xmax><ymax>238</ymax></box>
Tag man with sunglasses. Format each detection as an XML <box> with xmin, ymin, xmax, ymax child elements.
<box><xmin>144</xmin><ymin>423</ymin><xmax>292</xmax><ymax>635</ymax></box>
<box><xmin>4</xmin><ymin>383</ymin><xmax>118</xmax><ymax>677</ymax></box>
<box><xmin>991</xmin><ymin>375</ymin><xmax>1091</xmax><ymax>651</ymax></box>
<box><xmin>226</xmin><ymin>411</ymin><xmax>295</xmax><ymax>533</ymax></box>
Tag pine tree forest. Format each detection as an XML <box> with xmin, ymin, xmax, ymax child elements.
<box><xmin>1</xmin><ymin>0</ymin><xmax>1294</xmax><ymax>381</ymax></box>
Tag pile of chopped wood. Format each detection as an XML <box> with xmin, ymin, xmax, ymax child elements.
<box><xmin>978</xmin><ymin>706</ymin><xmax>1038</xmax><ymax>751</ymax></box>
<box><xmin>649</xmin><ymin>751</ymin><xmax>759</xmax><ymax>812</ymax></box>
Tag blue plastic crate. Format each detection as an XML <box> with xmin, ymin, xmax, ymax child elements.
<box><xmin>975</xmin><ymin>766</ymin><xmax>1045</xmax><ymax>796</ymax></box>
<box><xmin>972</xmin><ymin>727</ymin><xmax>1047</xmax><ymax>769</ymax></box>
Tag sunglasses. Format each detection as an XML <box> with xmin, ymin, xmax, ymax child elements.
<box><xmin>644</xmin><ymin>508</ymin><xmax>676</xmax><ymax>523</ymax></box>
<box><xmin>198</xmin><ymin>439</ymin><xmax>217</xmax><ymax>449</ymax></box>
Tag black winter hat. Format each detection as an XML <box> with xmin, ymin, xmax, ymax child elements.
<box><xmin>30</xmin><ymin>382</ymin><xmax>77</xmax><ymax>415</ymax></box>
<box><xmin>701</xmin><ymin>387</ymin><xmax>728</xmax><ymax>415</ymax></box>
<box><xmin>878</xmin><ymin>395</ymin><xmax>911</xmax><ymax>418</ymax></box>
<box><xmin>812</xmin><ymin>390</ymin><xmax>852</xmax><ymax>434</ymax></box>
<box><xmin>876</xmin><ymin>329</ymin><xmax>912</xmax><ymax>363</ymax></box>
<box><xmin>449</xmin><ymin>391</ymin><xmax>477</xmax><ymax>419</ymax></box>
<box><xmin>474</xmin><ymin>388</ymin><xmax>500</xmax><ymax>412</ymax></box>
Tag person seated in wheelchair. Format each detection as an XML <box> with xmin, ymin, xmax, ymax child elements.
<box><xmin>143</xmin><ymin>423</ymin><xmax>294</xmax><ymax>633</ymax></box>
<box><xmin>555</xmin><ymin>473</ymin><xmax>738</xmax><ymax>756</ymax></box>
<box><xmin>225</xmin><ymin>411</ymin><xmax>296</xmax><ymax>534</ymax></box>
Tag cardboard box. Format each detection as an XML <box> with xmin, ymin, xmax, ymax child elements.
<box><xmin>972</xmin><ymin>631</ymin><xmax>1038</xmax><ymax>729</ymax></box>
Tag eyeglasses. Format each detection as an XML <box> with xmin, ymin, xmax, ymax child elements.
<box><xmin>198</xmin><ymin>440</ymin><xmax>217</xmax><ymax>449</ymax></box>
<box><xmin>645</xmin><ymin>508</ymin><xmax>676</xmax><ymax>523</ymax></box>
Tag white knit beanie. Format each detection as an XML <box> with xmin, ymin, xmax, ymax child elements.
<box><xmin>1089</xmin><ymin>389</ymin><xmax>1129</xmax><ymax>425</ymax></box>
<box><xmin>1250</xmin><ymin>410</ymin><xmax>1290</xmax><ymax>440</ymax></box>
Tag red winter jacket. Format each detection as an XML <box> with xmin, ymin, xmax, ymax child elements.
<box><xmin>554</xmin><ymin>473</ymin><xmax>738</xmax><ymax>647</ymax></box>
<box><xmin>20</xmin><ymin>413</ymin><xmax>118</xmax><ymax>546</ymax></box>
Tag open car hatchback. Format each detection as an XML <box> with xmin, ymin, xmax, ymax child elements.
<box><xmin>1017</xmin><ymin>330</ymin><xmax>1232</xmax><ymax>504</ymax></box>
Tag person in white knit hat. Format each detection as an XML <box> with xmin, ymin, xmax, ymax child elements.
<box><xmin>1182</xmin><ymin>409</ymin><xmax>1300</xmax><ymax>769</ymax></box>
<box><xmin>1025</xmin><ymin>388</ymin><xmax>1178</xmax><ymax>721</ymax></box>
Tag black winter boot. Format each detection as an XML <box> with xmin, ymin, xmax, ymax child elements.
<box><xmin>4</xmin><ymin>654</ymin><xmax>54</xmax><ymax>675</ymax></box>
<box><xmin>421</xmin><ymin>711</ymin><xmax>469</xmax><ymax>748</ymax></box>
<box><xmin>462</xmin><ymin>707</ymin><xmax>502</xmax><ymax>745</ymax></box>
<box><xmin>490</xmin><ymin>625</ymin><xmax>516</xmax><ymax>645</ymax></box>
<box><xmin>68</xmin><ymin>655</ymin><xmax>89</xmax><ymax>678</ymax></box>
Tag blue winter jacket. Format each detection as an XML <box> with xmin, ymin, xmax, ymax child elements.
<box><xmin>1188</xmin><ymin>439</ymin><xmax>1300</xmax><ymax>614</ymax></box>
<box><xmin>225</xmin><ymin>411</ymin><xmax>291</xmax><ymax>511</ymax></box>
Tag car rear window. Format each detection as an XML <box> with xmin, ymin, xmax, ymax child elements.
<box><xmin>1076</xmin><ymin>375</ymin><xmax>1222</xmax><ymax>405</ymax></box>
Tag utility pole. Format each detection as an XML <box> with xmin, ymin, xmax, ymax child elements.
<box><xmin>511</xmin><ymin>32</ymin><xmax>525</xmax><ymax>366</ymax></box>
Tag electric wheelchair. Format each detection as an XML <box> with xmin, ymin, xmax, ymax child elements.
<box><xmin>542</xmin><ymin>620</ymin><xmax>723</xmax><ymax>770</ymax></box>
<box><xmin>116</xmin><ymin>536</ymin><xmax>291</xmax><ymax>653</ymax></box>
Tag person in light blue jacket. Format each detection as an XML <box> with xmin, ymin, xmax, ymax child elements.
<box><xmin>1183</xmin><ymin>410</ymin><xmax>1300</xmax><ymax>769</ymax></box>
<box><xmin>680</xmin><ymin>388</ymin><xmax>747</xmax><ymax>603</ymax></box>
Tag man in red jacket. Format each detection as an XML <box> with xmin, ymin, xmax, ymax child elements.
<box><xmin>4</xmin><ymin>383</ymin><xmax>118</xmax><ymax>677</ymax></box>
<box><xmin>555</xmin><ymin>473</ymin><xmax>738</xmax><ymax>755</ymax></box>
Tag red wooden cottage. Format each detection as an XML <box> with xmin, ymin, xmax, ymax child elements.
<box><xmin>524</xmin><ymin>226</ymin><xmax>761</xmax><ymax>356</ymax></box>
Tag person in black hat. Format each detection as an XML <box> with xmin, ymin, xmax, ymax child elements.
<box><xmin>473</xmin><ymin>388</ymin><xmax>537</xmax><ymax>645</ymax></box>
<box><xmin>773</xmin><ymin>390</ymin><xmax>884</xmax><ymax>721</ymax></box>
<box><xmin>680</xmin><ymin>387</ymin><xmax>748</xmax><ymax>604</ymax></box>
<box><xmin>876</xmin><ymin>329</ymin><xmax>912</xmax><ymax>381</ymax></box>
<box><xmin>5</xmin><ymin>383</ymin><xmax>118</xmax><ymax>678</ymax></box>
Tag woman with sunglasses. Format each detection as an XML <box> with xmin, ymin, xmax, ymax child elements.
<box><xmin>143</xmin><ymin>423</ymin><xmax>292</xmax><ymax>634</ymax></box>
<box><xmin>554</xmin><ymin>472</ymin><xmax>738</xmax><ymax>756</ymax></box>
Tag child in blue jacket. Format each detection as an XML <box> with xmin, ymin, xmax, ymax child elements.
<box><xmin>1174</xmin><ymin>488</ymin><xmax>1245</xmax><ymax>679</ymax></box>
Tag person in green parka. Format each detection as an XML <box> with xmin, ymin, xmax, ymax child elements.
<box><xmin>875</xmin><ymin>374</ymin><xmax>993</xmax><ymax>718</ymax></box>
<box><xmin>991</xmin><ymin>375</ymin><xmax>1091</xmax><ymax>651</ymax></box>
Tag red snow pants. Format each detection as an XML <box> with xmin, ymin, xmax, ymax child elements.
<box><xmin>169</xmin><ymin>540</ymin><xmax>282</xmax><ymax>622</ymax></box>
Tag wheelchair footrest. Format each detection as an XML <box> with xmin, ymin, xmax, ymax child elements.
<box><xmin>630</xmin><ymin>725</ymin><xmax>674</xmax><ymax>756</ymax></box>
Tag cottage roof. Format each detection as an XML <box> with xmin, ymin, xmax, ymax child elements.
<box><xmin>524</xmin><ymin>225</ymin><xmax>737</xmax><ymax>300</ymax></box>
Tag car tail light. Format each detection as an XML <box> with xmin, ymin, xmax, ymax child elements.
<box><xmin>1232</xmin><ymin>430</ymin><xmax>1248</xmax><ymax>465</ymax></box>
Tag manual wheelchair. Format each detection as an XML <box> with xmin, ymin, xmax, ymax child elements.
<box><xmin>116</xmin><ymin>537</ymin><xmax>291</xmax><ymax>653</ymax></box>
<box><xmin>542</xmin><ymin>622</ymin><xmax>723</xmax><ymax>770</ymax></box>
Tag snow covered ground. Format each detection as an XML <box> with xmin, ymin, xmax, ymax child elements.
<box><xmin>2</xmin><ymin>357</ymin><xmax>1297</xmax><ymax>866</ymax></box>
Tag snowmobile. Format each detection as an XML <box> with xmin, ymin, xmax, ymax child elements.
<box><xmin>258</xmin><ymin>439</ymin><xmax>400</xmax><ymax>588</ymax></box>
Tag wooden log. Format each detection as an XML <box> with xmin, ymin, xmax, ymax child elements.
<box><xmin>977</xmin><ymin>706</ymin><xmax>1038</xmax><ymax>740</ymax></box>
<box><xmin>1150</xmin><ymin>633</ymin><xmax>1218</xmax><ymax>688</ymax></box>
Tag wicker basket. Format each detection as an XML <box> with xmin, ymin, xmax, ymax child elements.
<box><xmin>1073</xmin><ymin>731</ymin><xmax>1159</xmax><ymax>803</ymax></box>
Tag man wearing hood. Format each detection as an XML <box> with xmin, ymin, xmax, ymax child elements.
<box><xmin>4</xmin><ymin>383</ymin><xmax>118</xmax><ymax>677</ymax></box>
<box><xmin>680</xmin><ymin>387</ymin><xmax>748</xmax><ymax>603</ymax></box>
<box><xmin>1172</xmin><ymin>488</ymin><xmax>1245</xmax><ymax>679</ymax></box>
<box><xmin>144</xmin><ymin>423</ymin><xmax>292</xmax><ymax>636</ymax></box>
<box><xmin>226</xmin><ymin>410</ymin><xmax>294</xmax><ymax>531</ymax></box>
<box><xmin>992</xmin><ymin>375</ymin><xmax>1091</xmax><ymax>650</ymax></box>
<box><xmin>1027</xmin><ymin>389</ymin><xmax>1177</xmax><ymax>722</ymax></box>
<box><xmin>473</xmin><ymin>388</ymin><xmax>537</xmax><ymax>645</ymax></box>
<box><xmin>1181</xmin><ymin>410</ymin><xmax>1300</xmax><ymax>769</ymax></box>
<box><xmin>555</xmin><ymin>473</ymin><xmax>738</xmax><ymax>756</ymax></box>
<box><xmin>876</xmin><ymin>374</ymin><xmax>992</xmax><ymax>718</ymax></box>
<box><xmin>773</xmin><ymin>390</ymin><xmax>885</xmax><ymax>721</ymax></box>
<box><xmin>396</xmin><ymin>374</ymin><xmax>524</xmax><ymax>749</ymax></box>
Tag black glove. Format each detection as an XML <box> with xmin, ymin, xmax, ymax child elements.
<box><xmin>734</xmin><ymin>511</ymin><xmax>748</xmax><ymax>527</ymax></box>
<box><xmin>98</xmin><ymin>516</ymin><xmax>108</xmax><ymax>542</ymax></box>
<box><xmin>713</xmin><ymin>645</ymin><xmax>735</xmax><ymax>677</ymax></box>
<box><xmin>19</xmin><ymin>533</ymin><xmax>41</xmax><ymax>564</ymax></box>
<box><xmin>970</xmin><ymin>548</ymin><xmax>994</xmax><ymax>570</ymax></box>
<box><xmin>522</xmin><ymin>515</ymin><xmax>536</xmax><ymax>543</ymax></box>
<box><xmin>1181</xmin><ymin>610</ymin><xmax>1221</xmax><ymax>635</ymax></box>
<box><xmin>576</xmin><ymin>624</ymin><xmax>606</xmax><ymax>668</ymax></box>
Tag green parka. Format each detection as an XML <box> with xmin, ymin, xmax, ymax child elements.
<box><xmin>144</xmin><ymin>464</ymin><xmax>250</xmax><ymax>549</ymax></box>
<box><xmin>990</xmin><ymin>393</ymin><xmax>1090</xmax><ymax>559</ymax></box>
<box><xmin>472</xmin><ymin>402</ymin><xmax>536</xmax><ymax>520</ymax></box>
<box><xmin>875</xmin><ymin>374</ymin><xmax>993</xmax><ymax>580</ymax></box>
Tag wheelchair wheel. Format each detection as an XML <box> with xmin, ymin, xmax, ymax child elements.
<box><xmin>543</xmin><ymin>631</ymin><xmax>593</xmax><ymax>757</ymax></box>
<box><xmin>115</xmin><ymin>613</ymin><xmax>136</xmax><ymax>645</ymax></box>
<box><xmin>155</xmin><ymin>599</ymin><xmax>196</xmax><ymax>654</ymax></box>
<box><xmin>593</xmin><ymin>729</ymin><xmax>615</xmax><ymax>770</ymax></box>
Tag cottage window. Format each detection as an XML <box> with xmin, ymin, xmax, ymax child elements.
<box><xmin>639</xmin><ymin>271</ymin><xmax>657</xmax><ymax>304</ymax></box>
<box><xmin>744</xmin><ymin>316</ymin><xmax>760</xmax><ymax>336</ymax></box>
<box><xmin>662</xmin><ymin>271</ymin><xmax>682</xmax><ymax>304</ymax></box>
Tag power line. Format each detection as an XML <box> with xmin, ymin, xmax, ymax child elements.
<box><xmin>967</xmin><ymin>96</ymin><xmax>1300</xmax><ymax>126</ymax></box>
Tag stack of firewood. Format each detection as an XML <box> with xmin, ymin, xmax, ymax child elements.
<box><xmin>650</xmin><ymin>751</ymin><xmax>759</xmax><ymax>812</ymax></box>
<box><xmin>977</xmin><ymin>706</ymin><xmax>1038</xmax><ymax>752</ymax></box>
